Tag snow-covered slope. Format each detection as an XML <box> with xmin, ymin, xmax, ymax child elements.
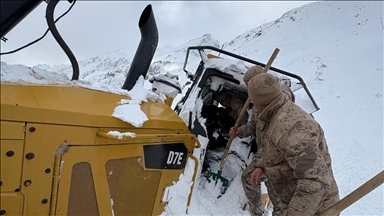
<box><xmin>1</xmin><ymin>1</ymin><xmax>383</xmax><ymax>215</ymax></box>
<box><xmin>154</xmin><ymin>33</ymin><xmax>220</xmax><ymax>63</ymax></box>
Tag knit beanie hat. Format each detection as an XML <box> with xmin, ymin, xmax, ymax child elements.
<box><xmin>248</xmin><ymin>73</ymin><xmax>282</xmax><ymax>105</ymax></box>
<box><xmin>243</xmin><ymin>65</ymin><xmax>264</xmax><ymax>82</ymax></box>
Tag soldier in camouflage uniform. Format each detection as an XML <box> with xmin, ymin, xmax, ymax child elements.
<box><xmin>247</xmin><ymin>73</ymin><xmax>339</xmax><ymax>216</ymax></box>
<box><xmin>230</xmin><ymin>66</ymin><xmax>295</xmax><ymax>216</ymax></box>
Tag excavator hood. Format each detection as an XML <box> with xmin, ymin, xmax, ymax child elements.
<box><xmin>0</xmin><ymin>83</ymin><xmax>188</xmax><ymax>130</ymax></box>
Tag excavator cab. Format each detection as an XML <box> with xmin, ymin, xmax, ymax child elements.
<box><xmin>175</xmin><ymin>46</ymin><xmax>320</xmax><ymax>205</ymax></box>
<box><xmin>176</xmin><ymin>46</ymin><xmax>320</xmax><ymax>136</ymax></box>
<box><xmin>1</xmin><ymin>1</ymin><xmax>200</xmax><ymax>215</ymax></box>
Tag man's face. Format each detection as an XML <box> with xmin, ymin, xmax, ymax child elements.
<box><xmin>220</xmin><ymin>96</ymin><xmax>232</xmax><ymax>108</ymax></box>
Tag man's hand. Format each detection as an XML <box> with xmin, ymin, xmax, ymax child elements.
<box><xmin>251</xmin><ymin>167</ymin><xmax>263</xmax><ymax>187</ymax></box>
<box><xmin>229</xmin><ymin>127</ymin><xmax>242</xmax><ymax>137</ymax></box>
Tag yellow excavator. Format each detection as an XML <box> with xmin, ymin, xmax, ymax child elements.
<box><xmin>1</xmin><ymin>1</ymin><xmax>200</xmax><ymax>215</ymax></box>
<box><xmin>2</xmin><ymin>1</ymin><xmax>382</xmax><ymax>216</ymax></box>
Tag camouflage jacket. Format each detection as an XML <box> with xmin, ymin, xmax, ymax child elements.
<box><xmin>281</xmin><ymin>84</ymin><xmax>295</xmax><ymax>103</ymax></box>
<box><xmin>238</xmin><ymin>108</ymin><xmax>258</xmax><ymax>138</ymax></box>
<box><xmin>229</xmin><ymin>98</ymin><xmax>248</xmax><ymax>126</ymax></box>
<box><xmin>255</xmin><ymin>94</ymin><xmax>339</xmax><ymax>216</ymax></box>
<box><xmin>237</xmin><ymin>84</ymin><xmax>295</xmax><ymax>159</ymax></box>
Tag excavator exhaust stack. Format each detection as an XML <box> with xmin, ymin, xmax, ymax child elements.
<box><xmin>122</xmin><ymin>4</ymin><xmax>159</xmax><ymax>91</ymax></box>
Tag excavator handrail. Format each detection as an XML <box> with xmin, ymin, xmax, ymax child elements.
<box><xmin>183</xmin><ymin>45</ymin><xmax>320</xmax><ymax>112</ymax></box>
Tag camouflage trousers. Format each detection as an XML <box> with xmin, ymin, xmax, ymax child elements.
<box><xmin>270</xmin><ymin>177</ymin><xmax>340</xmax><ymax>216</ymax></box>
<box><xmin>281</xmin><ymin>186</ymin><xmax>340</xmax><ymax>216</ymax></box>
<box><xmin>264</xmin><ymin>180</ymin><xmax>284</xmax><ymax>216</ymax></box>
<box><xmin>242</xmin><ymin>157</ymin><xmax>283</xmax><ymax>216</ymax></box>
<box><xmin>241</xmin><ymin>158</ymin><xmax>264</xmax><ymax>215</ymax></box>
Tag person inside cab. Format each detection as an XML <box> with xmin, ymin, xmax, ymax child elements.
<box><xmin>218</xmin><ymin>92</ymin><xmax>248</xmax><ymax>126</ymax></box>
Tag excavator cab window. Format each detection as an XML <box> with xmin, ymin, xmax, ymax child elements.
<box><xmin>183</xmin><ymin>70</ymin><xmax>254</xmax><ymax>174</ymax></box>
<box><xmin>200</xmin><ymin>74</ymin><xmax>247</xmax><ymax>141</ymax></box>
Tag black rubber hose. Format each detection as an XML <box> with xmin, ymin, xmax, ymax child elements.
<box><xmin>46</xmin><ymin>0</ymin><xmax>79</xmax><ymax>81</ymax></box>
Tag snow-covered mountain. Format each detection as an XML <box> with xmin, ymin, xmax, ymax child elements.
<box><xmin>28</xmin><ymin>34</ymin><xmax>219</xmax><ymax>93</ymax></box>
<box><xmin>1</xmin><ymin>1</ymin><xmax>383</xmax><ymax>215</ymax></box>
<box><xmin>33</xmin><ymin>49</ymin><xmax>134</xmax><ymax>89</ymax></box>
<box><xmin>154</xmin><ymin>33</ymin><xmax>220</xmax><ymax>62</ymax></box>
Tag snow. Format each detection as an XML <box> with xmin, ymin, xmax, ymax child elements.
<box><xmin>151</xmin><ymin>72</ymin><xmax>182</xmax><ymax>98</ymax></box>
<box><xmin>125</xmin><ymin>76</ymin><xmax>150</xmax><ymax>103</ymax></box>
<box><xmin>205</xmin><ymin>58</ymin><xmax>248</xmax><ymax>76</ymax></box>
<box><xmin>107</xmin><ymin>131</ymin><xmax>136</xmax><ymax>140</ymax></box>
<box><xmin>160</xmin><ymin>158</ymin><xmax>196</xmax><ymax>215</ymax></box>
<box><xmin>1</xmin><ymin>1</ymin><xmax>383</xmax><ymax>215</ymax></box>
<box><xmin>178</xmin><ymin>86</ymin><xmax>204</xmax><ymax>126</ymax></box>
<box><xmin>111</xmin><ymin>102</ymin><xmax>148</xmax><ymax>128</ymax></box>
<box><xmin>110</xmin><ymin>197</ymin><xmax>115</xmax><ymax>216</ymax></box>
<box><xmin>152</xmin><ymin>81</ymin><xmax>180</xmax><ymax>98</ymax></box>
<box><xmin>110</xmin><ymin>76</ymin><xmax>169</xmax><ymax>127</ymax></box>
<box><xmin>1</xmin><ymin>62</ymin><xmax>73</xmax><ymax>85</ymax></box>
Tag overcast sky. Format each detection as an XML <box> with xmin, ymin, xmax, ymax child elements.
<box><xmin>0</xmin><ymin>1</ymin><xmax>314</xmax><ymax>66</ymax></box>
